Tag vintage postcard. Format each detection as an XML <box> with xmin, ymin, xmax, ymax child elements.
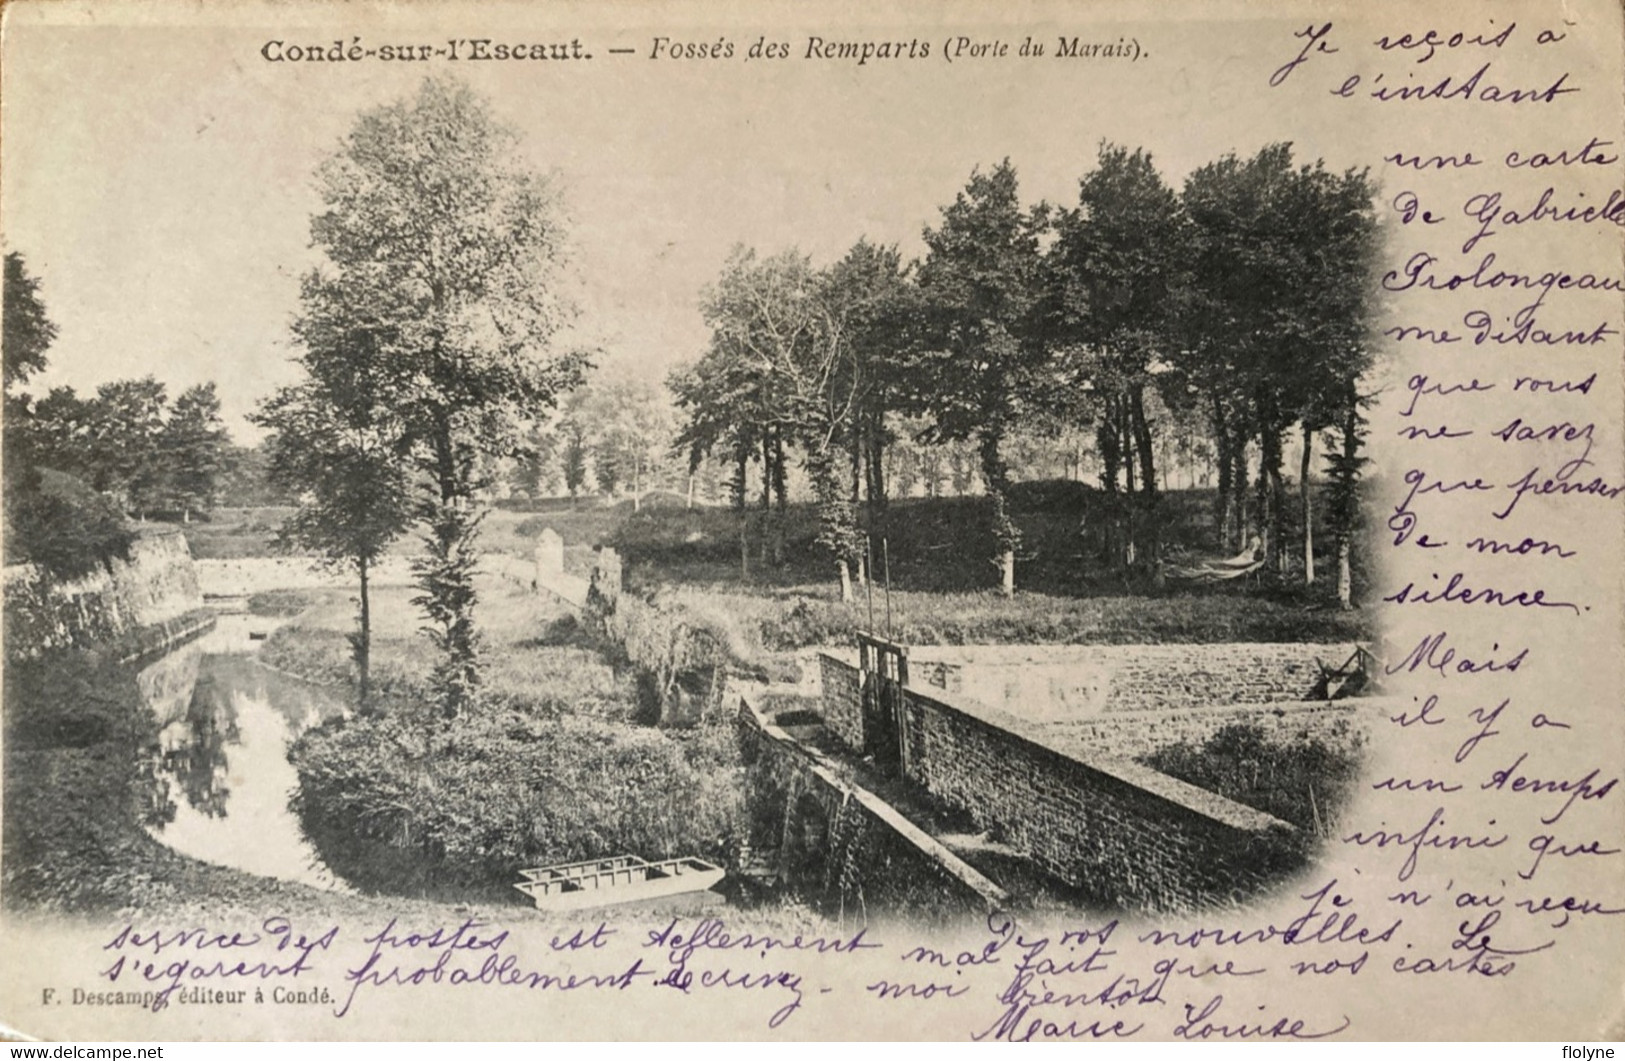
<box><xmin>2</xmin><ymin>0</ymin><xmax>1621</xmax><ymax>1042</ymax></box>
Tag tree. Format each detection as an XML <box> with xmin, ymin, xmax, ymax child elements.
<box><xmin>914</xmin><ymin>160</ymin><xmax>1049</xmax><ymax>596</ymax></box>
<box><xmin>3</xmin><ymin>253</ymin><xmax>56</xmax><ymax>389</ymax></box>
<box><xmin>86</xmin><ymin>377</ymin><xmax>168</xmax><ymax>518</ymax></box>
<box><xmin>560</xmin><ymin>415</ymin><xmax>590</xmax><ymax>498</ymax></box>
<box><xmin>255</xmin><ymin>368</ymin><xmax>413</xmax><ymax>708</ymax></box>
<box><xmin>1283</xmin><ymin>165</ymin><xmax>1381</xmax><ymax>585</ymax></box>
<box><xmin>1046</xmin><ymin>144</ymin><xmax>1189</xmax><ymax>567</ymax></box>
<box><xmin>675</xmin><ymin>246</ymin><xmax>817</xmax><ymax>576</ymax></box>
<box><xmin>577</xmin><ymin>376</ymin><xmax>676</xmax><ymax>504</ymax></box>
<box><xmin>821</xmin><ymin>241</ymin><xmax>917</xmax><ymax>524</ymax></box>
<box><xmin>298</xmin><ymin>76</ymin><xmax>586</xmax><ymax>715</ymax></box>
<box><xmin>161</xmin><ymin>383</ymin><xmax>232</xmax><ymax>521</ymax></box>
<box><xmin>507</xmin><ymin>421</ymin><xmax>562</xmax><ymax>499</ymax></box>
<box><xmin>1321</xmin><ymin>379</ymin><xmax>1370</xmax><ymax>609</ymax></box>
<box><xmin>24</xmin><ymin>387</ymin><xmax>94</xmax><ymax>481</ymax></box>
<box><xmin>1180</xmin><ymin>145</ymin><xmax>1378</xmax><ymax>579</ymax></box>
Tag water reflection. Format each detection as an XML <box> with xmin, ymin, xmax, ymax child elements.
<box><xmin>159</xmin><ymin>668</ymin><xmax>238</xmax><ymax>820</ymax></box>
<box><xmin>137</xmin><ymin>618</ymin><xmax>351</xmax><ymax>891</ymax></box>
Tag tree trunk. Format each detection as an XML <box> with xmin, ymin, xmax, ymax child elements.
<box><xmin>979</xmin><ymin>427</ymin><xmax>1017</xmax><ymax>598</ymax></box>
<box><xmin>1337</xmin><ymin>538</ymin><xmax>1352</xmax><ymax>609</ymax></box>
<box><xmin>867</xmin><ymin>413</ymin><xmax>888</xmax><ymax>516</ymax></box>
<box><xmin>1213</xmin><ymin>400</ymin><xmax>1233</xmax><ymax>551</ymax></box>
<box><xmin>1129</xmin><ymin>385</ymin><xmax>1159</xmax><ymax>564</ymax></box>
<box><xmin>1259</xmin><ymin>427</ymin><xmax>1286</xmax><ymax>574</ymax></box>
<box><xmin>1098</xmin><ymin>410</ymin><xmax>1121</xmax><ymax>494</ymax></box>
<box><xmin>1301</xmin><ymin>421</ymin><xmax>1315</xmax><ymax>586</ymax></box>
<box><xmin>356</xmin><ymin>554</ymin><xmax>372</xmax><ymax>711</ymax></box>
<box><xmin>733</xmin><ymin>447</ymin><xmax>748</xmax><ymax>511</ymax></box>
<box><xmin>1130</xmin><ymin>385</ymin><xmax>1156</xmax><ymax>498</ymax></box>
<box><xmin>1235</xmin><ymin>440</ymin><xmax>1251</xmax><ymax>552</ymax></box>
<box><xmin>760</xmin><ymin>435</ymin><xmax>772</xmax><ymax>511</ymax></box>
<box><xmin>1120</xmin><ymin>401</ymin><xmax>1136</xmax><ymax>495</ymax></box>
<box><xmin>837</xmin><ymin>559</ymin><xmax>852</xmax><ymax>602</ymax></box>
<box><xmin>772</xmin><ymin>430</ymin><xmax>788</xmax><ymax>511</ymax></box>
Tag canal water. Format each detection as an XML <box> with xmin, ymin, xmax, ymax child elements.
<box><xmin>138</xmin><ymin>613</ymin><xmax>351</xmax><ymax>891</ymax></box>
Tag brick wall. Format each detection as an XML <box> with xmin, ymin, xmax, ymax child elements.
<box><xmin>896</xmin><ymin>684</ymin><xmax>1301</xmax><ymax>912</ymax></box>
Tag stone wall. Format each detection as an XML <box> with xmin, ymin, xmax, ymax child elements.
<box><xmin>193</xmin><ymin>555</ymin><xmax>417</xmax><ymax>598</ymax></box>
<box><xmin>913</xmin><ymin>642</ymin><xmax>1358</xmax><ymax>719</ymax></box>
<box><xmin>818</xmin><ymin>652</ymin><xmax>864</xmax><ymax>751</ymax></box>
<box><xmin>895</xmin><ymin>684</ymin><xmax>1301</xmax><ymax>912</ymax></box>
<box><xmin>1045</xmin><ymin>699</ymin><xmax>1382</xmax><ymax>761</ymax></box>
<box><xmin>736</xmin><ymin>697</ymin><xmax>1009</xmax><ymax>922</ymax></box>
<box><xmin>5</xmin><ymin>528</ymin><xmax>214</xmax><ymax>662</ymax></box>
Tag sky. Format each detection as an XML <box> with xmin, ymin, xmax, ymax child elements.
<box><xmin>2</xmin><ymin>2</ymin><xmax>1412</xmax><ymax>442</ymax></box>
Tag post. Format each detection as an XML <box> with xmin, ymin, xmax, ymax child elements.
<box><xmin>883</xmin><ymin>537</ymin><xmax>892</xmax><ymax>640</ymax></box>
<box><xmin>865</xmin><ymin>534</ymin><xmax>875</xmax><ymax>632</ymax></box>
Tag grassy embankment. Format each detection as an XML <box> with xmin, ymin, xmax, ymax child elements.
<box><xmin>490</xmin><ymin>484</ymin><xmax>1373</xmax><ymax>651</ymax></box>
<box><xmin>259</xmin><ymin>580</ymin><xmax>745</xmax><ymax>904</ymax></box>
<box><xmin>201</xmin><ymin>482</ymin><xmax>1371</xmax><ymax>652</ymax></box>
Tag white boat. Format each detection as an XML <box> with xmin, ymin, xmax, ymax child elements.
<box><xmin>514</xmin><ymin>854</ymin><xmax>726</xmax><ymax>912</ymax></box>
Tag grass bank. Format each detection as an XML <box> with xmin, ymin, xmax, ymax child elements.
<box><xmin>264</xmin><ymin>580</ymin><xmax>748</xmax><ymax>904</ymax></box>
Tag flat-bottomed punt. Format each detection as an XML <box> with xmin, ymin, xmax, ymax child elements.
<box><xmin>514</xmin><ymin>855</ymin><xmax>725</xmax><ymax>912</ymax></box>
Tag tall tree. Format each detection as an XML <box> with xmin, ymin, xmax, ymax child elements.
<box><xmin>560</xmin><ymin>414</ymin><xmax>590</xmax><ymax>498</ymax></box>
<box><xmin>914</xmin><ymin>160</ymin><xmax>1048</xmax><ymax>596</ymax></box>
<box><xmin>3</xmin><ymin>253</ymin><xmax>56</xmax><ymax>390</ymax></box>
<box><xmin>821</xmin><ymin>241</ymin><xmax>917</xmax><ymax>528</ymax></box>
<box><xmin>298</xmin><ymin>76</ymin><xmax>585</xmax><ymax>715</ymax></box>
<box><xmin>580</xmin><ymin>376</ymin><xmax>676</xmax><ymax>504</ymax></box>
<box><xmin>1321</xmin><ymin>381</ymin><xmax>1371</xmax><ymax>609</ymax></box>
<box><xmin>86</xmin><ymin>377</ymin><xmax>168</xmax><ymax>518</ymax></box>
<box><xmin>1181</xmin><ymin>146</ymin><xmax>1378</xmax><ymax>580</ymax></box>
<box><xmin>254</xmin><ymin>364</ymin><xmax>413</xmax><ymax>707</ymax></box>
<box><xmin>1046</xmin><ymin>144</ymin><xmax>1188</xmax><ymax>567</ymax></box>
<box><xmin>161</xmin><ymin>382</ymin><xmax>232</xmax><ymax>521</ymax></box>
<box><xmin>508</xmin><ymin>421</ymin><xmax>562</xmax><ymax>499</ymax></box>
<box><xmin>1282</xmin><ymin>165</ymin><xmax>1381</xmax><ymax>585</ymax></box>
<box><xmin>676</xmin><ymin>246</ymin><xmax>818</xmax><ymax>575</ymax></box>
<box><xmin>25</xmin><ymin>387</ymin><xmax>94</xmax><ymax>481</ymax></box>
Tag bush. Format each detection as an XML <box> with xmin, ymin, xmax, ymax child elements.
<box><xmin>289</xmin><ymin>710</ymin><xmax>744</xmax><ymax>901</ymax></box>
<box><xmin>246</xmin><ymin>588</ymin><xmax>325</xmax><ymax>617</ymax></box>
<box><xmin>258</xmin><ymin>624</ymin><xmax>354</xmax><ymax>685</ymax></box>
<box><xmin>2</xmin><ymin>467</ymin><xmax>133</xmax><ymax>579</ymax></box>
<box><xmin>1</xmin><ymin>653</ymin><xmax>178</xmax><ymax>910</ymax></box>
<box><xmin>1140</xmin><ymin>722</ymin><xmax>1363</xmax><ymax>836</ymax></box>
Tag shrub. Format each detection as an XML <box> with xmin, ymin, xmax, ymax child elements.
<box><xmin>245</xmin><ymin>588</ymin><xmax>325</xmax><ymax>617</ymax></box>
<box><xmin>1140</xmin><ymin>722</ymin><xmax>1364</xmax><ymax>836</ymax></box>
<box><xmin>289</xmin><ymin>710</ymin><xmax>744</xmax><ymax>901</ymax></box>
<box><xmin>1</xmin><ymin>653</ymin><xmax>177</xmax><ymax>910</ymax></box>
<box><xmin>2</xmin><ymin>467</ymin><xmax>133</xmax><ymax>579</ymax></box>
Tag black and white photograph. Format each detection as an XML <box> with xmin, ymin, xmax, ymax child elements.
<box><xmin>2</xmin><ymin>0</ymin><xmax>1621</xmax><ymax>1043</ymax></box>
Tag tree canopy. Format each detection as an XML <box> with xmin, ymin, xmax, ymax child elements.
<box><xmin>273</xmin><ymin>76</ymin><xmax>588</xmax><ymax>714</ymax></box>
<box><xmin>669</xmin><ymin>144</ymin><xmax>1382</xmax><ymax>604</ymax></box>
